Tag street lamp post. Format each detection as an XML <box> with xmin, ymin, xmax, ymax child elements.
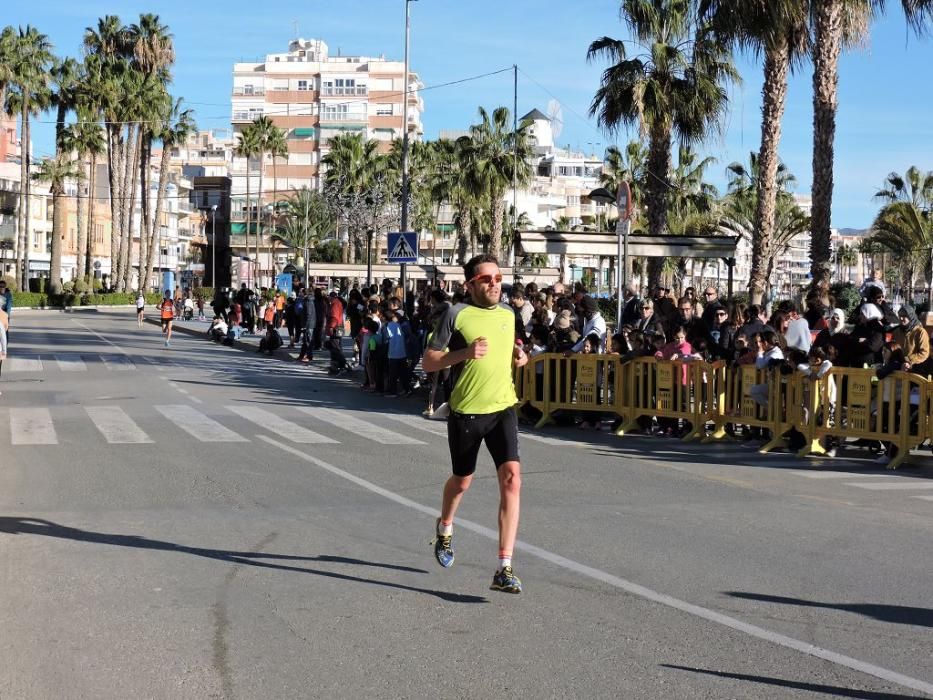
<box><xmin>366</xmin><ymin>229</ymin><xmax>374</xmax><ymax>287</ymax></box>
<box><xmin>210</xmin><ymin>204</ymin><xmax>217</xmax><ymax>289</ymax></box>
<box><xmin>588</xmin><ymin>183</ymin><xmax>633</xmax><ymax>329</ymax></box>
<box><xmin>399</xmin><ymin>0</ymin><xmax>416</xmax><ymax>306</ymax></box>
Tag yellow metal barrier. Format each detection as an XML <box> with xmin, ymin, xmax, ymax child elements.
<box><xmin>523</xmin><ymin>353</ymin><xmax>627</xmax><ymax>430</ymax></box>
<box><xmin>799</xmin><ymin>368</ymin><xmax>930</xmax><ymax>469</ymax></box>
<box><xmin>621</xmin><ymin>357</ymin><xmax>725</xmax><ymax>441</ymax></box>
<box><xmin>514</xmin><ymin>354</ymin><xmax>932</xmax><ymax>469</ymax></box>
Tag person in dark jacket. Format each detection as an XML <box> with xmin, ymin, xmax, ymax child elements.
<box><xmin>634</xmin><ymin>298</ymin><xmax>662</xmax><ymax>336</ymax></box>
<box><xmin>813</xmin><ymin>308</ymin><xmax>849</xmax><ymax>359</ymax></box>
<box><xmin>865</xmin><ymin>286</ymin><xmax>899</xmax><ymax>332</ymax></box>
<box><xmin>620</xmin><ymin>285</ymin><xmax>642</xmax><ymax>327</ymax></box>
<box><xmin>846</xmin><ymin>303</ymin><xmax>885</xmax><ymax>367</ymax></box>
<box><xmin>297</xmin><ymin>289</ymin><xmax>317</xmax><ymax>362</ymax></box>
<box><xmin>708</xmin><ymin>306</ymin><xmax>737</xmax><ymax>361</ymax></box>
<box><xmin>312</xmin><ymin>288</ymin><xmax>326</xmax><ymax>350</ymax></box>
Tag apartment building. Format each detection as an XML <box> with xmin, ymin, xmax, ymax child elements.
<box><xmin>0</xmin><ymin>113</ymin><xmax>18</xmax><ymax>164</ymax></box>
<box><xmin>229</xmin><ymin>38</ymin><xmax>424</xmax><ymax>286</ymax></box>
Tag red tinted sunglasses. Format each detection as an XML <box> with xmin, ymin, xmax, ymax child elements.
<box><xmin>468</xmin><ymin>273</ymin><xmax>503</xmax><ymax>285</ymax></box>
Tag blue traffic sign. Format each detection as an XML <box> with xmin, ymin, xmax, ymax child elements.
<box><xmin>387</xmin><ymin>232</ymin><xmax>418</xmax><ymax>263</ymax></box>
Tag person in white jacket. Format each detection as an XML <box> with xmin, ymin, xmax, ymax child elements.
<box><xmin>572</xmin><ymin>296</ymin><xmax>606</xmax><ymax>353</ymax></box>
<box><xmin>749</xmin><ymin>330</ymin><xmax>785</xmax><ymax>407</ymax></box>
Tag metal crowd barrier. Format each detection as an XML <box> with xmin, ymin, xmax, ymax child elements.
<box><xmin>512</xmin><ymin>354</ymin><xmax>931</xmax><ymax>469</ymax></box>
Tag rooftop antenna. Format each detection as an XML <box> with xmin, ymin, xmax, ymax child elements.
<box><xmin>292</xmin><ymin>19</ymin><xmax>299</xmax><ymax>39</ymax></box>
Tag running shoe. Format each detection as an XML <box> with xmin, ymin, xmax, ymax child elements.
<box><xmin>432</xmin><ymin>518</ymin><xmax>454</xmax><ymax>568</ymax></box>
<box><xmin>490</xmin><ymin>565</ymin><xmax>522</xmax><ymax>594</ymax></box>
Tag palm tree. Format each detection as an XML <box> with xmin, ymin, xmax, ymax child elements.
<box><xmin>235</xmin><ymin>125</ymin><xmax>261</xmax><ymax>284</ymax></box>
<box><xmin>275</xmin><ymin>187</ymin><xmax>333</xmax><ymax>286</ymax></box>
<box><xmin>457</xmin><ymin>106</ymin><xmax>533</xmax><ymax>261</ymax></box>
<box><xmin>32</xmin><ymin>155</ymin><xmax>83</xmax><ymax>294</ymax></box>
<box><xmin>251</xmin><ymin>115</ymin><xmax>279</xmax><ymax>283</ymax></box>
<box><xmin>265</xmin><ymin>124</ymin><xmax>289</xmax><ymax>241</ymax></box>
<box><xmin>809</xmin><ymin>0</ymin><xmax>933</xmax><ymax>289</ymax></box>
<box><xmin>874</xmin><ymin>166</ymin><xmax>933</xmax><ymax>207</ymax></box>
<box><xmin>0</xmin><ymin>27</ymin><xmax>15</xmax><ymax>115</ymax></box>
<box><xmin>142</xmin><ymin>99</ymin><xmax>194</xmax><ymax>290</ymax></box>
<box><xmin>7</xmin><ymin>26</ymin><xmax>53</xmax><ymax>290</ymax></box>
<box><xmin>322</xmin><ymin>132</ymin><xmax>383</xmax><ymax>264</ymax></box>
<box><xmin>128</xmin><ymin>14</ymin><xmax>174</xmax><ymax>78</ymax></box>
<box><xmin>869</xmin><ymin>201</ymin><xmax>933</xmax><ymax>303</ymax></box>
<box><xmin>702</xmin><ymin>0</ymin><xmax>809</xmax><ymax>304</ymax></box>
<box><xmin>588</xmin><ymin>0</ymin><xmax>738</xmax><ymax>288</ymax></box>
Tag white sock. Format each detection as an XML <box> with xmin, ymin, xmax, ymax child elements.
<box><xmin>438</xmin><ymin>521</ymin><xmax>452</xmax><ymax>537</ymax></box>
<box><xmin>498</xmin><ymin>556</ymin><xmax>512</xmax><ymax>570</ymax></box>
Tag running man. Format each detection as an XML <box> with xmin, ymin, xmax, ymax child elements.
<box><xmin>136</xmin><ymin>291</ymin><xmax>146</xmax><ymax>327</ymax></box>
<box><xmin>158</xmin><ymin>290</ymin><xmax>175</xmax><ymax>347</ymax></box>
<box><xmin>422</xmin><ymin>254</ymin><xmax>528</xmax><ymax>593</ymax></box>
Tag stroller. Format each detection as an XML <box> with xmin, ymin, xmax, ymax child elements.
<box><xmin>324</xmin><ymin>332</ymin><xmax>350</xmax><ymax>375</ymax></box>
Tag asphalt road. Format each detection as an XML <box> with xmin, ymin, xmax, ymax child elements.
<box><xmin>1</xmin><ymin>309</ymin><xmax>931</xmax><ymax>700</ymax></box>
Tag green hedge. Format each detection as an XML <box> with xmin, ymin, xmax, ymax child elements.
<box><xmin>11</xmin><ymin>291</ymin><xmax>164</xmax><ymax>308</ymax></box>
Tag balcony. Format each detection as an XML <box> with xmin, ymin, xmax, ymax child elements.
<box><xmin>233</xmin><ymin>111</ymin><xmax>264</xmax><ymax>123</ymax></box>
<box><xmin>320</xmin><ymin>112</ymin><xmax>367</xmax><ymax>123</ymax></box>
<box><xmin>321</xmin><ymin>86</ymin><xmax>368</xmax><ymax>97</ymax></box>
<box><xmin>233</xmin><ymin>87</ymin><xmax>265</xmax><ymax>96</ymax></box>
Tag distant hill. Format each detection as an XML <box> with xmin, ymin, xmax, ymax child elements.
<box><xmin>838</xmin><ymin>228</ymin><xmax>869</xmax><ymax>237</ymax></box>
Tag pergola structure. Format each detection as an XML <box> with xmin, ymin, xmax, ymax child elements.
<box><xmin>517</xmin><ymin>230</ymin><xmax>741</xmax><ymax>297</ymax></box>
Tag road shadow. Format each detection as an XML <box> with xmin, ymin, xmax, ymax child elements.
<box><xmin>0</xmin><ymin>517</ymin><xmax>486</xmax><ymax>604</ymax></box>
<box><xmin>660</xmin><ymin>665</ymin><xmax>927</xmax><ymax>699</ymax></box>
<box><xmin>726</xmin><ymin>591</ymin><xmax>933</xmax><ymax>628</ymax></box>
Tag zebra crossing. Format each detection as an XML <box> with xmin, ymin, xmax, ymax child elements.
<box><xmin>788</xmin><ymin>469</ymin><xmax>933</xmax><ymax>503</ymax></box>
<box><xmin>4</xmin><ymin>354</ymin><xmax>137</xmax><ymax>372</ymax></box>
<box><xmin>0</xmin><ymin>404</ymin><xmax>427</xmax><ymax>450</ymax></box>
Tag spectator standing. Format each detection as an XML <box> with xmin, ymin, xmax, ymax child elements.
<box><xmin>0</xmin><ymin>279</ymin><xmax>12</xmax><ymax>342</ymax></box>
<box><xmin>847</xmin><ymin>304</ymin><xmax>885</xmax><ymax>368</ymax></box>
<box><xmin>675</xmin><ymin>296</ymin><xmax>710</xmax><ymax>348</ymax></box>
<box><xmin>700</xmin><ymin>287</ymin><xmax>725</xmax><ymax>327</ymax></box>
<box><xmin>813</xmin><ymin>308</ymin><xmax>849</xmax><ymax>359</ymax></box>
<box><xmin>780</xmin><ymin>301</ymin><xmax>812</xmax><ymax>353</ymax></box>
<box><xmin>326</xmin><ymin>291</ymin><xmax>344</xmax><ymax>339</ymax></box>
<box><xmin>893</xmin><ymin>305</ymin><xmax>931</xmax><ymax>374</ymax></box>
<box><xmin>572</xmin><ymin>296</ymin><xmax>606</xmax><ymax>352</ymax></box>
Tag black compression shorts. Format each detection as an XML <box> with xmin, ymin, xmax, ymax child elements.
<box><xmin>447</xmin><ymin>407</ymin><xmax>520</xmax><ymax>477</ymax></box>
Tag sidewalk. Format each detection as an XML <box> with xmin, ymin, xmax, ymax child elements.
<box><xmin>145</xmin><ymin>314</ymin><xmax>356</xmax><ymax>364</ymax></box>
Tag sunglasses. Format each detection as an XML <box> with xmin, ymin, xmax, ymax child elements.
<box><xmin>468</xmin><ymin>273</ymin><xmax>503</xmax><ymax>285</ymax></box>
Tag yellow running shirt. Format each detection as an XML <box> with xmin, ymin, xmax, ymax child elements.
<box><xmin>428</xmin><ymin>301</ymin><xmax>518</xmax><ymax>414</ymax></box>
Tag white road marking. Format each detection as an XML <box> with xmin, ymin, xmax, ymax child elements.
<box><xmin>844</xmin><ymin>481</ymin><xmax>933</xmax><ymax>491</ymax></box>
<box><xmin>55</xmin><ymin>354</ymin><xmax>87</xmax><ymax>371</ymax></box>
<box><xmin>188</xmin><ymin>396</ymin><xmax>204</xmax><ymax>405</ymax></box>
<box><xmin>11</xmin><ymin>408</ymin><xmax>57</xmax><ymax>445</ymax></box>
<box><xmin>914</xmin><ymin>495</ymin><xmax>933</xmax><ymax>502</ymax></box>
<box><xmin>155</xmin><ymin>405</ymin><xmax>247</xmax><ymax>443</ymax></box>
<box><xmin>789</xmin><ymin>471</ymin><xmax>895</xmax><ymax>479</ymax></box>
<box><xmin>381</xmin><ymin>413</ymin><xmax>447</xmax><ymax>437</ymax></box>
<box><xmin>259</xmin><ymin>435</ymin><xmax>933</xmax><ymax>699</ymax></box>
<box><xmin>100</xmin><ymin>354</ymin><xmax>136</xmax><ymax>371</ymax></box>
<box><xmin>297</xmin><ymin>406</ymin><xmax>425</xmax><ymax>445</ymax></box>
<box><xmin>6</xmin><ymin>355</ymin><xmax>43</xmax><ymax>372</ymax></box>
<box><xmin>227</xmin><ymin>405</ymin><xmax>337</xmax><ymax>444</ymax></box>
<box><xmin>85</xmin><ymin>406</ymin><xmax>152</xmax><ymax>444</ymax></box>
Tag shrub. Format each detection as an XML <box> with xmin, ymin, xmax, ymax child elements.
<box><xmin>829</xmin><ymin>282</ymin><xmax>862</xmax><ymax>318</ymax></box>
<box><xmin>62</xmin><ymin>281</ymin><xmax>75</xmax><ymax>294</ymax></box>
<box><xmin>11</xmin><ymin>292</ymin><xmax>47</xmax><ymax>307</ymax></box>
<box><xmin>728</xmin><ymin>292</ymin><xmax>749</xmax><ymax>306</ymax></box>
<box><xmin>74</xmin><ymin>278</ymin><xmax>90</xmax><ymax>294</ymax></box>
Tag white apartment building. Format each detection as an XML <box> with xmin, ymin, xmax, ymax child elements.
<box><xmin>229</xmin><ymin>38</ymin><xmax>424</xmax><ymax>285</ymax></box>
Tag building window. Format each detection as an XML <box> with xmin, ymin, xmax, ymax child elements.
<box><xmin>376</xmin><ymin>104</ymin><xmax>393</xmax><ymax>116</ymax></box>
<box><xmin>297</xmin><ymin>80</ymin><xmax>308</xmax><ymax>91</ymax></box>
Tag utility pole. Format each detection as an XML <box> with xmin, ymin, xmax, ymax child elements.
<box><xmin>512</xmin><ymin>64</ymin><xmax>518</xmax><ymax>270</ymax></box>
<box><xmin>399</xmin><ymin>0</ymin><xmax>414</xmax><ymax>306</ymax></box>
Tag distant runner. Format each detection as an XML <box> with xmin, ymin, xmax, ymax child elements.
<box><xmin>136</xmin><ymin>291</ymin><xmax>146</xmax><ymax>328</ymax></box>
<box><xmin>422</xmin><ymin>254</ymin><xmax>528</xmax><ymax>594</ymax></box>
<box><xmin>158</xmin><ymin>291</ymin><xmax>175</xmax><ymax>347</ymax></box>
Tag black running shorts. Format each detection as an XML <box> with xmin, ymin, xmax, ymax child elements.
<box><xmin>447</xmin><ymin>407</ymin><xmax>520</xmax><ymax>477</ymax></box>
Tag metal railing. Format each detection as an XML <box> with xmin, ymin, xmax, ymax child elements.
<box><xmin>233</xmin><ymin>87</ymin><xmax>265</xmax><ymax>96</ymax></box>
<box><xmin>320</xmin><ymin>112</ymin><xmax>368</xmax><ymax>123</ymax></box>
<box><xmin>321</xmin><ymin>86</ymin><xmax>368</xmax><ymax>97</ymax></box>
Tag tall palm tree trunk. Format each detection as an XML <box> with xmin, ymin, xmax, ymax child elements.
<box><xmin>645</xmin><ymin>124</ymin><xmax>672</xmax><ymax>289</ymax></box>
<box><xmin>117</xmin><ymin>125</ymin><xmax>138</xmax><ymax>291</ymax></box>
<box><xmin>16</xmin><ymin>102</ymin><xmax>28</xmax><ymax>290</ymax></box>
<box><xmin>489</xmin><ymin>193</ymin><xmax>504</xmax><ymax>261</ymax></box>
<box><xmin>85</xmin><ymin>152</ymin><xmax>98</xmax><ymax>280</ymax></box>
<box><xmin>256</xmin><ymin>153</ymin><xmax>265</xmax><ymax>286</ymax></box>
<box><xmin>750</xmin><ymin>40</ymin><xmax>791</xmax><ymax>305</ymax></box>
<box><xmin>107</xmin><ymin>128</ymin><xmax>124</xmax><ymax>289</ymax></box>
<box><xmin>75</xmin><ymin>154</ymin><xmax>89</xmax><ymax>284</ymax></box>
<box><xmin>122</xmin><ymin>127</ymin><xmax>142</xmax><ymax>291</ymax></box>
<box><xmin>244</xmin><ymin>157</ymin><xmax>252</xmax><ymax>286</ymax></box>
<box><xmin>810</xmin><ymin>0</ymin><xmax>844</xmax><ymax>291</ymax></box>
<box><xmin>49</xmin><ymin>185</ymin><xmax>65</xmax><ymax>294</ymax></box>
<box><xmin>137</xmin><ymin>136</ymin><xmax>151</xmax><ymax>288</ymax></box>
<box><xmin>456</xmin><ymin>208</ymin><xmax>470</xmax><ymax>265</ymax></box>
<box><xmin>144</xmin><ymin>145</ymin><xmax>171</xmax><ymax>290</ymax></box>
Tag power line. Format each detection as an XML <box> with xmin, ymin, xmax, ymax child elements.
<box><xmin>28</xmin><ymin>66</ymin><xmax>515</xmax><ymax>127</ymax></box>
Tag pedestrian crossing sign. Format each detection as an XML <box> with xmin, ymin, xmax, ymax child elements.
<box><xmin>387</xmin><ymin>232</ymin><xmax>418</xmax><ymax>263</ymax></box>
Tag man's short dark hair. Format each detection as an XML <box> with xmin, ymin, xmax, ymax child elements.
<box><xmin>778</xmin><ymin>300</ymin><xmax>797</xmax><ymax>314</ymax></box>
<box><xmin>463</xmin><ymin>254</ymin><xmax>499</xmax><ymax>280</ymax></box>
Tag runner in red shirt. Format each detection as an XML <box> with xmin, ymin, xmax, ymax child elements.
<box><xmin>158</xmin><ymin>291</ymin><xmax>175</xmax><ymax>347</ymax></box>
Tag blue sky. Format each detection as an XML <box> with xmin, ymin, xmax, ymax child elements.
<box><xmin>12</xmin><ymin>0</ymin><xmax>933</xmax><ymax>229</ymax></box>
